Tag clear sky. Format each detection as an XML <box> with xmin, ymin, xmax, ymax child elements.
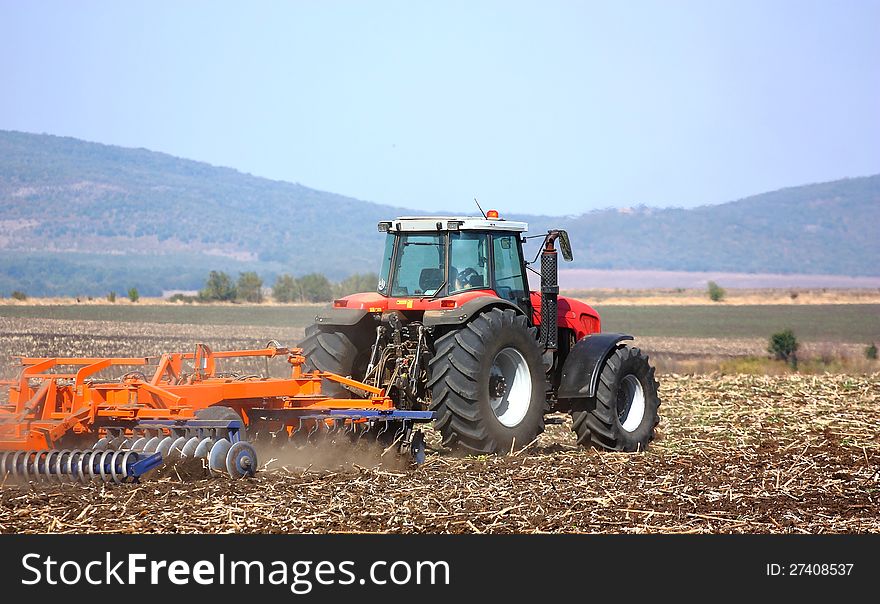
<box><xmin>1</xmin><ymin>0</ymin><xmax>878</xmax><ymax>215</ymax></box>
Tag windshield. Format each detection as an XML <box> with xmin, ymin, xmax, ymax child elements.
<box><xmin>389</xmin><ymin>233</ymin><xmax>446</xmax><ymax>297</ymax></box>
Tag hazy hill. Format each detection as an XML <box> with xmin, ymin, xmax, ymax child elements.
<box><xmin>0</xmin><ymin>130</ymin><xmax>877</xmax><ymax>296</ymax></box>
<box><xmin>551</xmin><ymin>175</ymin><xmax>880</xmax><ymax>277</ymax></box>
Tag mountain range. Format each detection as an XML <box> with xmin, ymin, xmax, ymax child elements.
<box><xmin>1</xmin><ymin>130</ymin><xmax>877</xmax><ymax>296</ymax></box>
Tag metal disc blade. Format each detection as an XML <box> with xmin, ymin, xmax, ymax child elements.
<box><xmin>180</xmin><ymin>437</ymin><xmax>201</xmax><ymax>459</ymax></box>
<box><xmin>155</xmin><ymin>436</ymin><xmax>175</xmax><ymax>458</ymax></box>
<box><xmin>225</xmin><ymin>441</ymin><xmax>257</xmax><ymax>478</ymax></box>
<box><xmin>194</xmin><ymin>437</ymin><xmax>214</xmax><ymax>459</ymax></box>
<box><xmin>168</xmin><ymin>436</ymin><xmax>188</xmax><ymax>460</ymax></box>
<box><xmin>208</xmin><ymin>439</ymin><xmax>232</xmax><ymax>476</ymax></box>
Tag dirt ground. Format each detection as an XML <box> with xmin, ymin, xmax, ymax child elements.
<box><xmin>2</xmin><ymin>373</ymin><xmax>878</xmax><ymax>534</ymax></box>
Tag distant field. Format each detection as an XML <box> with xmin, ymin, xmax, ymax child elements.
<box><xmin>557</xmin><ymin>268</ymin><xmax>880</xmax><ymax>289</ymax></box>
<box><xmin>0</xmin><ymin>304</ymin><xmax>320</xmax><ymax>327</ymax></box>
<box><xmin>597</xmin><ymin>304</ymin><xmax>880</xmax><ymax>343</ymax></box>
<box><xmin>0</xmin><ymin>303</ymin><xmax>877</xmax><ymax>343</ymax></box>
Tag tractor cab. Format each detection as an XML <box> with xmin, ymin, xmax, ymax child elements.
<box><xmin>376</xmin><ymin>213</ymin><xmax>531</xmax><ymax>314</ymax></box>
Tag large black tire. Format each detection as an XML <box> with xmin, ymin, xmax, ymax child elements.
<box><xmin>428</xmin><ymin>307</ymin><xmax>548</xmax><ymax>454</ymax></box>
<box><xmin>298</xmin><ymin>324</ymin><xmax>368</xmax><ymax>398</ymax></box>
<box><xmin>570</xmin><ymin>345</ymin><xmax>660</xmax><ymax>452</ymax></box>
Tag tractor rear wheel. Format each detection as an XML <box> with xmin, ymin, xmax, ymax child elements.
<box><xmin>428</xmin><ymin>308</ymin><xmax>548</xmax><ymax>454</ymax></box>
<box><xmin>569</xmin><ymin>346</ymin><xmax>660</xmax><ymax>451</ymax></box>
<box><xmin>298</xmin><ymin>324</ymin><xmax>370</xmax><ymax>398</ymax></box>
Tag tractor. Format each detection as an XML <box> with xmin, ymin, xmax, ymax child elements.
<box><xmin>300</xmin><ymin>210</ymin><xmax>660</xmax><ymax>454</ymax></box>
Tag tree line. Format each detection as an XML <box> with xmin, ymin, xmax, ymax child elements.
<box><xmin>189</xmin><ymin>270</ymin><xmax>379</xmax><ymax>303</ymax></box>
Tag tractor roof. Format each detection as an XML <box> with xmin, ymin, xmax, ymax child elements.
<box><xmin>381</xmin><ymin>216</ymin><xmax>528</xmax><ymax>233</ymax></box>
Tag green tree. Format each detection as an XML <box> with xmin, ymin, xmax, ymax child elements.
<box><xmin>335</xmin><ymin>272</ymin><xmax>380</xmax><ymax>298</ymax></box>
<box><xmin>297</xmin><ymin>273</ymin><xmax>333</xmax><ymax>302</ymax></box>
<box><xmin>11</xmin><ymin>290</ymin><xmax>27</xmax><ymax>301</ymax></box>
<box><xmin>768</xmin><ymin>329</ymin><xmax>799</xmax><ymax>369</ymax></box>
<box><xmin>199</xmin><ymin>271</ymin><xmax>236</xmax><ymax>301</ymax></box>
<box><xmin>272</xmin><ymin>274</ymin><xmax>299</xmax><ymax>303</ymax></box>
<box><xmin>107</xmin><ymin>291</ymin><xmax>117</xmax><ymax>303</ymax></box>
<box><xmin>707</xmin><ymin>281</ymin><xmax>726</xmax><ymax>302</ymax></box>
<box><xmin>127</xmin><ymin>287</ymin><xmax>140</xmax><ymax>303</ymax></box>
<box><xmin>236</xmin><ymin>271</ymin><xmax>264</xmax><ymax>303</ymax></box>
<box><xmin>866</xmin><ymin>342</ymin><xmax>878</xmax><ymax>360</ymax></box>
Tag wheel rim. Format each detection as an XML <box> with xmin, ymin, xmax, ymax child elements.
<box><xmin>617</xmin><ymin>374</ymin><xmax>646</xmax><ymax>432</ymax></box>
<box><xmin>488</xmin><ymin>347</ymin><xmax>532</xmax><ymax>428</ymax></box>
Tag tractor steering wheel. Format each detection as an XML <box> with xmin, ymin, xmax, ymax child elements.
<box><xmin>456</xmin><ymin>267</ymin><xmax>480</xmax><ymax>290</ymax></box>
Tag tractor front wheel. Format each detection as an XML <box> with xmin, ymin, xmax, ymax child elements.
<box><xmin>569</xmin><ymin>346</ymin><xmax>660</xmax><ymax>451</ymax></box>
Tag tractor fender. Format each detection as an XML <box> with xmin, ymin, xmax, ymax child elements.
<box><xmin>423</xmin><ymin>296</ymin><xmax>524</xmax><ymax>327</ymax></box>
<box><xmin>314</xmin><ymin>307</ymin><xmax>369</xmax><ymax>327</ymax></box>
<box><xmin>556</xmin><ymin>333</ymin><xmax>634</xmax><ymax>399</ymax></box>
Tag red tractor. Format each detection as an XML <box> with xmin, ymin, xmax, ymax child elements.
<box><xmin>301</xmin><ymin>211</ymin><xmax>660</xmax><ymax>454</ymax></box>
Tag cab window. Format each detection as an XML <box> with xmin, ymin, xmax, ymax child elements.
<box><xmin>492</xmin><ymin>234</ymin><xmax>527</xmax><ymax>304</ymax></box>
<box><xmin>449</xmin><ymin>232</ymin><xmax>489</xmax><ymax>293</ymax></box>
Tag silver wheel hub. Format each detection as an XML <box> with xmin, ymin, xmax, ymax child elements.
<box><xmin>617</xmin><ymin>374</ymin><xmax>646</xmax><ymax>433</ymax></box>
<box><xmin>489</xmin><ymin>347</ymin><xmax>532</xmax><ymax>428</ymax></box>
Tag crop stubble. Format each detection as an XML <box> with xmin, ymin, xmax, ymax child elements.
<box><xmin>1</xmin><ymin>317</ymin><xmax>878</xmax><ymax>533</ymax></box>
<box><xmin>1</xmin><ymin>372</ymin><xmax>877</xmax><ymax>534</ymax></box>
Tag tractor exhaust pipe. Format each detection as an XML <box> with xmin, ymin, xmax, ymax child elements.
<box><xmin>540</xmin><ymin>233</ymin><xmax>560</xmax><ymax>350</ymax></box>
<box><xmin>539</xmin><ymin>230</ymin><xmax>573</xmax><ymax>351</ymax></box>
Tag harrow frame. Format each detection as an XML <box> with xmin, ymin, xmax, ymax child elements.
<box><xmin>0</xmin><ymin>343</ymin><xmax>434</xmax><ymax>481</ymax></box>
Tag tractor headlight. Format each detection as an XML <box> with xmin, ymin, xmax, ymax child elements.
<box><xmin>377</xmin><ymin>221</ymin><xmax>392</xmax><ymax>232</ymax></box>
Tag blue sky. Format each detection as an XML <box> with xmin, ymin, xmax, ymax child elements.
<box><xmin>1</xmin><ymin>0</ymin><xmax>878</xmax><ymax>215</ymax></box>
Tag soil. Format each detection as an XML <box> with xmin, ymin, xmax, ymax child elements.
<box><xmin>2</xmin><ymin>374</ymin><xmax>878</xmax><ymax>534</ymax></box>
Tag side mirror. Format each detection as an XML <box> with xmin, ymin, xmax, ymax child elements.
<box><xmin>557</xmin><ymin>230</ymin><xmax>573</xmax><ymax>261</ymax></box>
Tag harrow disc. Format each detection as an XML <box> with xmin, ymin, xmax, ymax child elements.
<box><xmin>155</xmin><ymin>436</ymin><xmax>175</xmax><ymax>458</ymax></box>
<box><xmin>208</xmin><ymin>438</ymin><xmax>232</xmax><ymax>476</ymax></box>
<box><xmin>180</xmin><ymin>436</ymin><xmax>201</xmax><ymax>459</ymax></box>
<box><xmin>225</xmin><ymin>442</ymin><xmax>258</xmax><ymax>478</ymax></box>
<box><xmin>194</xmin><ymin>437</ymin><xmax>214</xmax><ymax>458</ymax></box>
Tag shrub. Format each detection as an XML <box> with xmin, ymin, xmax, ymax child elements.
<box><xmin>168</xmin><ymin>293</ymin><xmax>198</xmax><ymax>303</ymax></box>
<box><xmin>127</xmin><ymin>287</ymin><xmax>140</xmax><ymax>303</ymax></box>
<box><xmin>707</xmin><ymin>281</ymin><xmax>725</xmax><ymax>302</ymax></box>
<box><xmin>867</xmin><ymin>343</ymin><xmax>878</xmax><ymax>360</ymax></box>
<box><xmin>107</xmin><ymin>291</ymin><xmax>117</xmax><ymax>303</ymax></box>
<box><xmin>272</xmin><ymin>274</ymin><xmax>299</xmax><ymax>303</ymax></box>
<box><xmin>768</xmin><ymin>329</ymin><xmax>799</xmax><ymax>369</ymax></box>
<box><xmin>297</xmin><ymin>273</ymin><xmax>333</xmax><ymax>303</ymax></box>
<box><xmin>11</xmin><ymin>290</ymin><xmax>27</xmax><ymax>301</ymax></box>
<box><xmin>199</xmin><ymin>271</ymin><xmax>236</xmax><ymax>302</ymax></box>
<box><xmin>236</xmin><ymin>272</ymin><xmax>264</xmax><ymax>303</ymax></box>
